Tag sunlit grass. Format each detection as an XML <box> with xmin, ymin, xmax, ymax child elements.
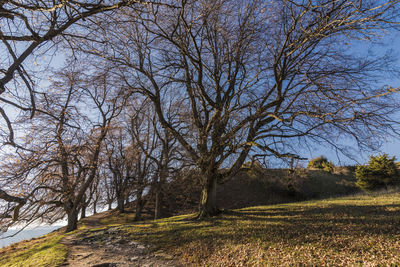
<box><xmin>100</xmin><ymin>212</ymin><xmax>137</xmax><ymax>225</ymax></box>
<box><xmin>0</xmin><ymin>232</ymin><xmax>67</xmax><ymax>267</ymax></box>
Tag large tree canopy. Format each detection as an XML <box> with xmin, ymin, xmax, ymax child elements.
<box><xmin>82</xmin><ymin>0</ymin><xmax>400</xmax><ymax>217</ymax></box>
<box><xmin>0</xmin><ymin>67</ymin><xmax>126</xmax><ymax>232</ymax></box>
<box><xmin>1</xmin><ymin>0</ymin><xmax>400</xmax><ymax>230</ymax></box>
<box><xmin>0</xmin><ymin>0</ymin><xmax>173</xmax><ymax>145</ymax></box>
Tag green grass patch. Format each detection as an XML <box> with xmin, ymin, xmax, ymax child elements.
<box><xmin>0</xmin><ymin>231</ymin><xmax>67</xmax><ymax>267</ymax></box>
<box><xmin>115</xmin><ymin>192</ymin><xmax>400</xmax><ymax>266</ymax></box>
<box><xmin>100</xmin><ymin>211</ymin><xmax>137</xmax><ymax>225</ymax></box>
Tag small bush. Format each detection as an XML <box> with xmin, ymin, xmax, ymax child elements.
<box><xmin>307</xmin><ymin>156</ymin><xmax>334</xmax><ymax>172</ymax></box>
<box><xmin>322</xmin><ymin>161</ymin><xmax>335</xmax><ymax>173</ymax></box>
<box><xmin>355</xmin><ymin>154</ymin><xmax>399</xmax><ymax>191</ymax></box>
<box><xmin>307</xmin><ymin>156</ymin><xmax>328</xmax><ymax>169</ymax></box>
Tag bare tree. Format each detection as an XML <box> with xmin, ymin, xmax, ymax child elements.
<box><xmin>0</xmin><ymin>0</ymin><xmax>176</xmax><ymax>146</ymax></box>
<box><xmin>90</xmin><ymin>176</ymin><xmax>102</xmax><ymax>214</ymax></box>
<box><xmin>0</xmin><ymin>66</ymin><xmax>125</xmax><ymax>232</ymax></box>
<box><xmin>103</xmin><ymin>95</ymin><xmax>183</xmax><ymax>219</ymax></box>
<box><xmin>126</xmin><ymin>101</ymin><xmax>160</xmax><ymax>221</ymax></box>
<box><xmin>151</xmin><ymin>122</ymin><xmax>180</xmax><ymax>219</ymax></box>
<box><xmin>98</xmin><ymin>165</ymin><xmax>116</xmax><ymax>211</ymax></box>
<box><xmin>127</xmin><ymin>99</ymin><xmax>182</xmax><ymax>219</ymax></box>
<box><xmin>80</xmin><ymin>175</ymin><xmax>101</xmax><ymax>219</ymax></box>
<box><xmin>104</xmin><ymin>124</ymin><xmax>134</xmax><ymax>213</ymax></box>
<box><xmin>82</xmin><ymin>0</ymin><xmax>400</xmax><ymax>219</ymax></box>
<box><xmin>0</xmin><ymin>0</ymin><xmax>179</xmax><ymax>222</ymax></box>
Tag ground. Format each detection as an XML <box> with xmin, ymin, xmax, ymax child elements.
<box><xmin>1</xmin><ymin>190</ymin><xmax>400</xmax><ymax>266</ymax></box>
<box><xmin>60</xmin><ymin>212</ymin><xmax>179</xmax><ymax>267</ymax></box>
<box><xmin>117</xmin><ymin>192</ymin><xmax>400</xmax><ymax>266</ymax></box>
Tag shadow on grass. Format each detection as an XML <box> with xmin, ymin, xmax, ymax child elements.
<box><xmin>127</xmin><ymin>200</ymin><xmax>400</xmax><ymax>252</ymax></box>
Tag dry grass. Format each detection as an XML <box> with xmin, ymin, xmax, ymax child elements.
<box><xmin>106</xmin><ymin>192</ymin><xmax>400</xmax><ymax>266</ymax></box>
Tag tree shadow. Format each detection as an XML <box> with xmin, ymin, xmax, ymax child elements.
<box><xmin>129</xmin><ymin>201</ymin><xmax>400</xmax><ymax>252</ymax></box>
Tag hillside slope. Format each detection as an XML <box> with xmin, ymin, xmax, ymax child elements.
<box><xmin>153</xmin><ymin>166</ymin><xmax>358</xmax><ymax>217</ymax></box>
<box><xmin>1</xmin><ymin>191</ymin><xmax>399</xmax><ymax>266</ymax></box>
<box><xmin>109</xmin><ymin>192</ymin><xmax>400</xmax><ymax>266</ymax></box>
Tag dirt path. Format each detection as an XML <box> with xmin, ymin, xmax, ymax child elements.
<box><xmin>60</xmin><ymin>212</ymin><xmax>179</xmax><ymax>267</ymax></box>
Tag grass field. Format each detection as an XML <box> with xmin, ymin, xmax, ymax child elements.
<box><xmin>104</xmin><ymin>192</ymin><xmax>400</xmax><ymax>266</ymax></box>
<box><xmin>1</xmin><ymin>192</ymin><xmax>399</xmax><ymax>266</ymax></box>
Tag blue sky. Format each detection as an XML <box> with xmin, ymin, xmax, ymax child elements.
<box><xmin>298</xmin><ymin>32</ymin><xmax>400</xmax><ymax>166</ymax></box>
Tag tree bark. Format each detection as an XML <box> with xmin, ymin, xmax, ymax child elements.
<box><xmin>117</xmin><ymin>197</ymin><xmax>125</xmax><ymax>213</ymax></box>
<box><xmin>134</xmin><ymin>188</ymin><xmax>144</xmax><ymax>221</ymax></box>
<box><xmin>197</xmin><ymin>175</ymin><xmax>219</xmax><ymax>219</ymax></box>
<box><xmin>93</xmin><ymin>200</ymin><xmax>97</xmax><ymax>214</ymax></box>
<box><xmin>134</xmin><ymin>200</ymin><xmax>144</xmax><ymax>221</ymax></box>
<box><xmin>154</xmin><ymin>187</ymin><xmax>162</xmax><ymax>219</ymax></box>
<box><xmin>80</xmin><ymin>205</ymin><xmax>86</xmax><ymax>219</ymax></box>
<box><xmin>66</xmin><ymin>208</ymin><xmax>78</xmax><ymax>232</ymax></box>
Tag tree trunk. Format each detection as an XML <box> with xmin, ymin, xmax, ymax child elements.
<box><xmin>108</xmin><ymin>201</ymin><xmax>112</xmax><ymax>210</ymax></box>
<box><xmin>134</xmin><ymin>188</ymin><xmax>144</xmax><ymax>221</ymax></box>
<box><xmin>134</xmin><ymin>199</ymin><xmax>144</xmax><ymax>221</ymax></box>
<box><xmin>80</xmin><ymin>205</ymin><xmax>86</xmax><ymax>219</ymax></box>
<box><xmin>66</xmin><ymin>209</ymin><xmax>78</xmax><ymax>233</ymax></box>
<box><xmin>197</xmin><ymin>175</ymin><xmax>219</xmax><ymax>219</ymax></box>
<box><xmin>93</xmin><ymin>200</ymin><xmax>97</xmax><ymax>214</ymax></box>
<box><xmin>154</xmin><ymin>188</ymin><xmax>162</xmax><ymax>219</ymax></box>
<box><xmin>117</xmin><ymin>197</ymin><xmax>125</xmax><ymax>213</ymax></box>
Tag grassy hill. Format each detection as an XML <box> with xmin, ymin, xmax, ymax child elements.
<box><xmin>1</xmin><ymin>191</ymin><xmax>400</xmax><ymax>266</ymax></box>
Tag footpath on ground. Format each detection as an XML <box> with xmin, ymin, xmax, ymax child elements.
<box><xmin>60</xmin><ymin>211</ymin><xmax>179</xmax><ymax>267</ymax></box>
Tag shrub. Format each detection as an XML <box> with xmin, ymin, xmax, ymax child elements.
<box><xmin>322</xmin><ymin>161</ymin><xmax>335</xmax><ymax>173</ymax></box>
<box><xmin>307</xmin><ymin>156</ymin><xmax>328</xmax><ymax>169</ymax></box>
<box><xmin>307</xmin><ymin>156</ymin><xmax>334</xmax><ymax>172</ymax></box>
<box><xmin>355</xmin><ymin>154</ymin><xmax>399</xmax><ymax>191</ymax></box>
